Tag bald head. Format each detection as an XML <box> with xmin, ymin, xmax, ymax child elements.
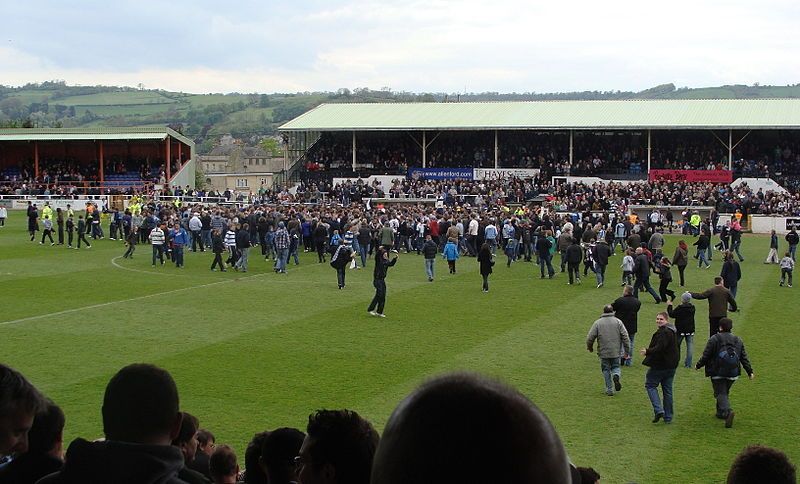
<box><xmin>371</xmin><ymin>372</ymin><xmax>571</xmax><ymax>484</ymax></box>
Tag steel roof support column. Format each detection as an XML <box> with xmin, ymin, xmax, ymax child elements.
<box><xmin>352</xmin><ymin>131</ymin><xmax>356</xmax><ymax>172</ymax></box>
<box><xmin>166</xmin><ymin>136</ymin><xmax>171</xmax><ymax>185</ymax></box>
<box><xmin>647</xmin><ymin>130</ymin><xmax>652</xmax><ymax>173</ymax></box>
<box><xmin>99</xmin><ymin>141</ymin><xmax>104</xmax><ymax>194</ymax></box>
<box><xmin>728</xmin><ymin>129</ymin><xmax>733</xmax><ymax>171</ymax></box>
<box><xmin>569</xmin><ymin>130</ymin><xmax>573</xmax><ymax>165</ymax></box>
<box><xmin>34</xmin><ymin>141</ymin><xmax>39</xmax><ymax>179</ymax></box>
<box><xmin>422</xmin><ymin>131</ymin><xmax>427</xmax><ymax>168</ymax></box>
<box><xmin>494</xmin><ymin>130</ymin><xmax>499</xmax><ymax>169</ymax></box>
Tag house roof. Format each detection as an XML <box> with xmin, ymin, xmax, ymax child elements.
<box><xmin>279</xmin><ymin>99</ymin><xmax>800</xmax><ymax>131</ymax></box>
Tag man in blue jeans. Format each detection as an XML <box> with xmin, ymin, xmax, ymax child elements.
<box><xmin>586</xmin><ymin>305</ymin><xmax>631</xmax><ymax>396</ymax></box>
<box><xmin>640</xmin><ymin>312</ymin><xmax>679</xmax><ymax>423</ymax></box>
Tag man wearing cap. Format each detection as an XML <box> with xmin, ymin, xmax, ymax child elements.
<box><xmin>586</xmin><ymin>305</ymin><xmax>631</xmax><ymax>396</ymax></box>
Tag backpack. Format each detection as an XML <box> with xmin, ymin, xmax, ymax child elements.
<box><xmin>715</xmin><ymin>337</ymin><xmax>740</xmax><ymax>378</ymax></box>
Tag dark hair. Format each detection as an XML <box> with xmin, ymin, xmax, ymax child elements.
<box><xmin>26</xmin><ymin>399</ymin><xmax>65</xmax><ymax>454</ymax></box>
<box><xmin>172</xmin><ymin>412</ymin><xmax>199</xmax><ymax>446</ymax></box>
<box><xmin>371</xmin><ymin>372</ymin><xmax>570</xmax><ymax>484</ymax></box>
<box><xmin>244</xmin><ymin>431</ymin><xmax>271</xmax><ymax>484</ymax></box>
<box><xmin>603</xmin><ymin>304</ymin><xmax>614</xmax><ymax>314</ymax></box>
<box><xmin>306</xmin><ymin>409</ymin><xmax>379</xmax><ymax>484</ymax></box>
<box><xmin>719</xmin><ymin>317</ymin><xmax>733</xmax><ymax>332</ymax></box>
<box><xmin>261</xmin><ymin>427</ymin><xmax>305</xmax><ymax>470</ymax></box>
<box><xmin>210</xmin><ymin>444</ymin><xmax>239</xmax><ymax>479</ymax></box>
<box><xmin>0</xmin><ymin>364</ymin><xmax>45</xmax><ymax>418</ymax></box>
<box><xmin>578</xmin><ymin>466</ymin><xmax>601</xmax><ymax>483</ymax></box>
<box><xmin>715</xmin><ymin>276</ymin><xmax>724</xmax><ymax>285</ymax></box>
<box><xmin>727</xmin><ymin>445</ymin><xmax>796</xmax><ymax>484</ymax></box>
<box><xmin>197</xmin><ymin>429</ymin><xmax>215</xmax><ymax>447</ymax></box>
<box><xmin>102</xmin><ymin>363</ymin><xmax>179</xmax><ymax>443</ymax></box>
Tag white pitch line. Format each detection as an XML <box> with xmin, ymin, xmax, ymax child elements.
<box><xmin>0</xmin><ymin>273</ymin><xmax>267</xmax><ymax>327</ymax></box>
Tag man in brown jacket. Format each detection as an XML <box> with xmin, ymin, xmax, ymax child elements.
<box><xmin>690</xmin><ymin>276</ymin><xmax>737</xmax><ymax>338</ymax></box>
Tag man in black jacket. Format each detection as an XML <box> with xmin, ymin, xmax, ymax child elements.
<box><xmin>786</xmin><ymin>227</ymin><xmax>799</xmax><ymax>261</ymax></box>
<box><xmin>696</xmin><ymin>318</ymin><xmax>754</xmax><ymax>428</ymax></box>
<box><xmin>565</xmin><ymin>238</ymin><xmax>582</xmax><ymax>285</ymax></box>
<box><xmin>422</xmin><ymin>235</ymin><xmax>438</xmax><ymax>282</ymax></box>
<box><xmin>594</xmin><ymin>239</ymin><xmax>611</xmax><ymax>288</ymax></box>
<box><xmin>640</xmin><ymin>312</ymin><xmax>679</xmax><ymax>424</ymax></box>
<box><xmin>612</xmin><ymin>285</ymin><xmax>642</xmax><ymax>366</ymax></box>
<box><xmin>368</xmin><ymin>247</ymin><xmax>398</xmax><ymax>318</ymax></box>
<box><xmin>235</xmin><ymin>223</ymin><xmax>252</xmax><ymax>272</ymax></box>
<box><xmin>633</xmin><ymin>248</ymin><xmax>661</xmax><ymax>303</ymax></box>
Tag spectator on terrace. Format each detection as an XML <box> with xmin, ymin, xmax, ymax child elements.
<box><xmin>188</xmin><ymin>429</ymin><xmax>215</xmax><ymax>479</ymax></box>
<box><xmin>259</xmin><ymin>427</ymin><xmax>305</xmax><ymax>484</ymax></box>
<box><xmin>371</xmin><ymin>372</ymin><xmax>572</xmax><ymax>484</ymax></box>
<box><xmin>296</xmin><ymin>410</ymin><xmax>379</xmax><ymax>484</ymax></box>
<box><xmin>209</xmin><ymin>445</ymin><xmax>240</xmax><ymax>484</ymax></box>
<box><xmin>0</xmin><ymin>399</ymin><xmax>65</xmax><ymax>484</ymax></box>
<box><xmin>727</xmin><ymin>445</ymin><xmax>796</xmax><ymax>484</ymax></box>
<box><xmin>38</xmin><ymin>363</ymin><xmax>186</xmax><ymax>483</ymax></box>
<box><xmin>242</xmin><ymin>431</ymin><xmax>270</xmax><ymax>484</ymax></box>
<box><xmin>172</xmin><ymin>412</ymin><xmax>211</xmax><ymax>484</ymax></box>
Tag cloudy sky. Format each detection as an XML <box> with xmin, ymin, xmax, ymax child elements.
<box><xmin>3</xmin><ymin>0</ymin><xmax>799</xmax><ymax>94</ymax></box>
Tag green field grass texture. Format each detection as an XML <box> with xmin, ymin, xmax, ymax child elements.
<box><xmin>1</xmin><ymin>211</ymin><xmax>798</xmax><ymax>483</ymax></box>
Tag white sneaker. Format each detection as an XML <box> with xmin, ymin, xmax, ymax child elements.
<box><xmin>369</xmin><ymin>311</ymin><xmax>378</xmax><ymax>316</ymax></box>
<box><xmin>376</xmin><ymin>313</ymin><xmax>386</xmax><ymax>318</ymax></box>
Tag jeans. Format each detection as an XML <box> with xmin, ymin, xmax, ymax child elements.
<box><xmin>560</xmin><ymin>250</ymin><xmax>568</xmax><ymax>271</ymax></box>
<box><xmin>728</xmin><ymin>285</ymin><xmax>738</xmax><ymax>310</ymax></box>
<box><xmin>351</xmin><ymin>240</ymin><xmax>361</xmax><ymax>267</ymax></box>
<box><xmin>487</xmin><ymin>238</ymin><xmax>497</xmax><ymax>255</ymax></box>
<box><xmin>731</xmin><ymin>240</ymin><xmax>744</xmax><ymax>261</ymax></box>
<box><xmin>336</xmin><ymin>267</ymin><xmax>346</xmax><ymax>287</ymax></box>
<box><xmin>539</xmin><ymin>253</ymin><xmax>555</xmax><ymax>277</ymax></box>
<box><xmin>359</xmin><ymin>243</ymin><xmax>369</xmax><ymax>267</ymax></box>
<box><xmin>698</xmin><ymin>248</ymin><xmax>710</xmax><ymax>267</ymax></box>
<box><xmin>425</xmin><ymin>258</ymin><xmax>435</xmax><ymax>280</ymax></box>
<box><xmin>677</xmin><ymin>334</ymin><xmax>694</xmax><ymax>367</ymax></box>
<box><xmin>634</xmin><ymin>277</ymin><xmax>661</xmax><ymax>302</ymax></box>
<box><xmin>368</xmin><ymin>279</ymin><xmax>387</xmax><ymax>314</ymax></box>
<box><xmin>711</xmin><ymin>378</ymin><xmax>735</xmax><ymax>417</ymax></box>
<box><xmin>202</xmin><ymin>229</ymin><xmax>212</xmax><ymax>248</ymax></box>
<box><xmin>595</xmin><ymin>263</ymin><xmax>606</xmax><ymax>285</ymax></box>
<box><xmin>276</xmin><ymin>248</ymin><xmax>289</xmax><ymax>272</ymax></box>
<box><xmin>236</xmin><ymin>247</ymin><xmax>249</xmax><ymax>271</ymax></box>
<box><xmin>191</xmin><ymin>230</ymin><xmax>204</xmax><ymax>252</ymax></box>
<box><xmin>621</xmin><ymin>334</ymin><xmax>635</xmax><ymax>365</ymax></box>
<box><xmin>289</xmin><ymin>239</ymin><xmax>300</xmax><ymax>265</ymax></box>
<box><xmin>645</xmin><ymin>368</ymin><xmax>676</xmax><ymax>421</ymax></box>
<box><xmin>790</xmin><ymin>244</ymin><xmax>798</xmax><ymax>261</ymax></box>
<box><xmin>781</xmin><ymin>268</ymin><xmax>793</xmax><ymax>285</ymax></box>
<box><xmin>174</xmin><ymin>246</ymin><xmax>184</xmax><ymax>267</ymax></box>
<box><xmin>600</xmin><ymin>357</ymin><xmax>621</xmax><ymax>393</ymax></box>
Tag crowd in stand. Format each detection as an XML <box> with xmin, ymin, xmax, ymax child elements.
<box><xmin>296</xmin><ymin>177</ymin><xmax>800</xmax><ymax>217</ymax></box>
<box><xmin>1</xmin><ymin>363</ymin><xmax>796</xmax><ymax>484</ymax></box>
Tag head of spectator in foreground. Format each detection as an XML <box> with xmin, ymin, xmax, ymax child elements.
<box><xmin>244</xmin><ymin>431</ymin><xmax>271</xmax><ymax>484</ymax></box>
<box><xmin>27</xmin><ymin>399</ymin><xmax>65</xmax><ymax>458</ymax></box>
<box><xmin>260</xmin><ymin>427</ymin><xmax>305</xmax><ymax>484</ymax></box>
<box><xmin>371</xmin><ymin>372</ymin><xmax>571</xmax><ymax>484</ymax></box>
<box><xmin>210</xmin><ymin>444</ymin><xmax>240</xmax><ymax>484</ymax></box>
<box><xmin>296</xmin><ymin>409</ymin><xmax>379</xmax><ymax>484</ymax></box>
<box><xmin>102</xmin><ymin>363</ymin><xmax>181</xmax><ymax>445</ymax></box>
<box><xmin>0</xmin><ymin>364</ymin><xmax>46</xmax><ymax>456</ymax></box>
<box><xmin>715</xmin><ymin>276</ymin><xmax>724</xmax><ymax>286</ymax></box>
<box><xmin>172</xmin><ymin>412</ymin><xmax>200</xmax><ymax>463</ymax></box>
<box><xmin>727</xmin><ymin>445</ymin><xmax>796</xmax><ymax>484</ymax></box>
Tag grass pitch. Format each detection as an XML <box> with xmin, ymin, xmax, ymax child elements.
<box><xmin>1</xmin><ymin>211</ymin><xmax>798</xmax><ymax>483</ymax></box>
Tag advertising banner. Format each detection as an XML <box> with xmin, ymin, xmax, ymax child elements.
<box><xmin>648</xmin><ymin>169</ymin><xmax>733</xmax><ymax>183</ymax></box>
<box><xmin>473</xmin><ymin>168</ymin><xmax>541</xmax><ymax>180</ymax></box>
<box><xmin>407</xmin><ymin>168</ymin><xmax>474</xmax><ymax>180</ymax></box>
<box><xmin>8</xmin><ymin>198</ymin><xmax>108</xmax><ymax>211</ymax></box>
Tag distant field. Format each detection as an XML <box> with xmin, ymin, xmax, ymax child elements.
<box><xmin>0</xmin><ymin>211</ymin><xmax>797</xmax><ymax>483</ymax></box>
<box><xmin>55</xmin><ymin>91</ymin><xmax>179</xmax><ymax>106</ymax></box>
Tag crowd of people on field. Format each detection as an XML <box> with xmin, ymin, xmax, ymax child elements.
<box><xmin>1</xmin><ymin>363</ymin><xmax>797</xmax><ymax>484</ymax></box>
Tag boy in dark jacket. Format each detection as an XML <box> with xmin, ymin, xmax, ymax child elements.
<box><xmin>640</xmin><ymin>312</ymin><xmax>679</xmax><ymax>424</ymax></box>
<box><xmin>422</xmin><ymin>235</ymin><xmax>438</xmax><ymax>282</ymax></box>
<box><xmin>695</xmin><ymin>317</ymin><xmax>754</xmax><ymax>428</ymax></box>
<box><xmin>211</xmin><ymin>229</ymin><xmax>226</xmax><ymax>272</ymax></box>
<box><xmin>123</xmin><ymin>227</ymin><xmax>138</xmax><ymax>258</ymax></box>
<box><xmin>667</xmin><ymin>292</ymin><xmax>696</xmax><ymax>368</ymax></box>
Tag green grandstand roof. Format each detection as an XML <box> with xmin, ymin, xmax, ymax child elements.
<box><xmin>0</xmin><ymin>127</ymin><xmax>194</xmax><ymax>146</ymax></box>
<box><xmin>279</xmin><ymin>99</ymin><xmax>800</xmax><ymax>131</ymax></box>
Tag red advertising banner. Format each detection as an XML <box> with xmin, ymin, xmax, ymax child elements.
<box><xmin>648</xmin><ymin>169</ymin><xmax>733</xmax><ymax>183</ymax></box>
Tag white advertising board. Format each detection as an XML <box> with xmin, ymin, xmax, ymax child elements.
<box><xmin>8</xmin><ymin>197</ymin><xmax>109</xmax><ymax>211</ymax></box>
<box><xmin>473</xmin><ymin>168</ymin><xmax>541</xmax><ymax>180</ymax></box>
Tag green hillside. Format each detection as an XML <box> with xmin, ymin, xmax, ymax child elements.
<box><xmin>3</xmin><ymin>81</ymin><xmax>800</xmax><ymax>153</ymax></box>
